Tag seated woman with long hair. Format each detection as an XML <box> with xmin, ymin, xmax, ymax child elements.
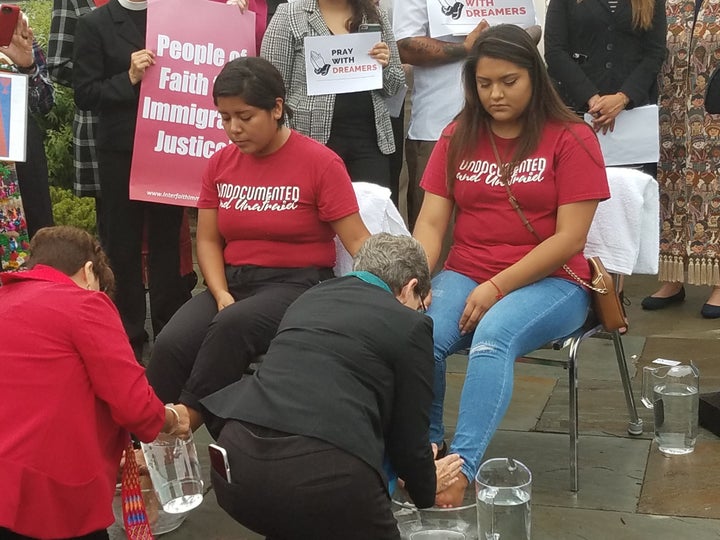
<box><xmin>0</xmin><ymin>226</ymin><xmax>190</xmax><ymax>540</ymax></box>
<box><xmin>413</xmin><ymin>25</ymin><xmax>610</xmax><ymax>506</ymax></box>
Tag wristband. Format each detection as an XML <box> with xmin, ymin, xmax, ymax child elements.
<box><xmin>16</xmin><ymin>63</ymin><xmax>37</xmax><ymax>75</ymax></box>
<box><xmin>164</xmin><ymin>404</ymin><xmax>180</xmax><ymax>432</ymax></box>
<box><xmin>488</xmin><ymin>278</ymin><xmax>504</xmax><ymax>301</ymax></box>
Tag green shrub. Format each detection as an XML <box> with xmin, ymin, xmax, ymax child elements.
<box><xmin>50</xmin><ymin>186</ymin><xmax>96</xmax><ymax>234</ymax></box>
<box><xmin>24</xmin><ymin>0</ymin><xmax>52</xmax><ymax>49</ymax></box>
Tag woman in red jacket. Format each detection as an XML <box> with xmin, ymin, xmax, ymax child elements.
<box><xmin>0</xmin><ymin>226</ymin><xmax>191</xmax><ymax>540</ymax></box>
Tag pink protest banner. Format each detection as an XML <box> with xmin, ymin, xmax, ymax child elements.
<box><xmin>130</xmin><ymin>0</ymin><xmax>256</xmax><ymax>206</ymax></box>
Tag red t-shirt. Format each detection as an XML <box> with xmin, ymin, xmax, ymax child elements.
<box><xmin>198</xmin><ymin>131</ymin><xmax>359</xmax><ymax>268</ymax></box>
<box><xmin>421</xmin><ymin>121</ymin><xmax>610</xmax><ymax>284</ymax></box>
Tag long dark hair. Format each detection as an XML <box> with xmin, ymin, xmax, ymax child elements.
<box><xmin>346</xmin><ymin>0</ymin><xmax>380</xmax><ymax>32</ymax></box>
<box><xmin>446</xmin><ymin>24</ymin><xmax>584</xmax><ymax>191</ymax></box>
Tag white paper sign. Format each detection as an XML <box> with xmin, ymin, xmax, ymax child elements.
<box><xmin>0</xmin><ymin>72</ymin><xmax>28</xmax><ymax>162</ymax></box>
<box><xmin>652</xmin><ymin>358</ymin><xmax>682</xmax><ymax>366</ymax></box>
<box><xmin>304</xmin><ymin>33</ymin><xmax>383</xmax><ymax>96</ymax></box>
<box><xmin>583</xmin><ymin>105</ymin><xmax>660</xmax><ymax>167</ymax></box>
<box><xmin>427</xmin><ymin>0</ymin><xmax>536</xmax><ymax>38</ymax></box>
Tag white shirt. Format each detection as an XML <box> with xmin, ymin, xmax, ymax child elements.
<box><xmin>392</xmin><ymin>0</ymin><xmax>464</xmax><ymax>141</ymax></box>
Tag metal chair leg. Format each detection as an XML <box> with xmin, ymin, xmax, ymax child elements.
<box><xmin>610</xmin><ymin>330</ymin><xmax>644</xmax><ymax>436</ymax></box>
<box><xmin>568</xmin><ymin>337</ymin><xmax>580</xmax><ymax>492</ymax></box>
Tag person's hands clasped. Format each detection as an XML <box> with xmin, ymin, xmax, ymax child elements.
<box><xmin>214</xmin><ymin>289</ymin><xmax>235</xmax><ymax>312</ymax></box>
<box><xmin>128</xmin><ymin>48</ymin><xmax>155</xmax><ymax>85</ymax></box>
<box><xmin>588</xmin><ymin>93</ymin><xmax>629</xmax><ymax>134</ymax></box>
<box><xmin>2</xmin><ymin>16</ymin><xmax>34</xmax><ymax>69</ymax></box>
<box><xmin>459</xmin><ymin>282</ymin><xmax>499</xmax><ymax>335</ymax></box>
<box><xmin>370</xmin><ymin>42</ymin><xmax>391</xmax><ymax>68</ymax></box>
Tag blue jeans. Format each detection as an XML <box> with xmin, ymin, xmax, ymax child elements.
<box><xmin>428</xmin><ymin>270</ymin><xmax>590</xmax><ymax>481</ymax></box>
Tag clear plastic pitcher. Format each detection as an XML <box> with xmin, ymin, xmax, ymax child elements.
<box><xmin>641</xmin><ymin>360</ymin><xmax>699</xmax><ymax>456</ymax></box>
<box><xmin>475</xmin><ymin>458</ymin><xmax>531</xmax><ymax>540</ymax></box>
<box><xmin>141</xmin><ymin>431</ymin><xmax>204</xmax><ymax>514</ymax></box>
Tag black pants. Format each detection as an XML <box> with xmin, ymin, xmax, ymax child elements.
<box><xmin>0</xmin><ymin>528</ymin><xmax>108</xmax><ymax>540</ymax></box>
<box><xmin>212</xmin><ymin>421</ymin><xmax>400</xmax><ymax>540</ymax></box>
<box><xmin>147</xmin><ymin>266</ymin><xmax>333</xmax><ymax>411</ymax></box>
<box><xmin>388</xmin><ymin>105</ymin><xmax>405</xmax><ymax>207</ymax></box>
<box><xmin>97</xmin><ymin>149</ymin><xmax>189</xmax><ymax>358</ymax></box>
<box><xmin>15</xmin><ymin>117</ymin><xmax>53</xmax><ymax>238</ymax></box>
<box><xmin>327</xmin><ymin>129</ymin><xmax>391</xmax><ymax>189</ymax></box>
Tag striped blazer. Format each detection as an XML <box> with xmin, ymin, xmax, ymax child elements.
<box><xmin>261</xmin><ymin>0</ymin><xmax>405</xmax><ymax>155</ymax></box>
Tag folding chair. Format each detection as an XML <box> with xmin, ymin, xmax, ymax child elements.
<box><xmin>517</xmin><ymin>292</ymin><xmax>644</xmax><ymax>492</ymax></box>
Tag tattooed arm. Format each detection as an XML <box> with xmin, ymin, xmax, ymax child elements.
<box><xmin>397</xmin><ymin>19</ymin><xmax>489</xmax><ymax>66</ymax></box>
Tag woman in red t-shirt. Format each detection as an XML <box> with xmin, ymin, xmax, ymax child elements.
<box><xmin>413</xmin><ymin>25</ymin><xmax>610</xmax><ymax>507</ymax></box>
<box><xmin>146</xmin><ymin>57</ymin><xmax>370</xmax><ymax>428</ymax></box>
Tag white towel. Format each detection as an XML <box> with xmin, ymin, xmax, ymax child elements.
<box><xmin>334</xmin><ymin>182</ymin><xmax>410</xmax><ymax>276</ymax></box>
<box><xmin>584</xmin><ymin>167</ymin><xmax>659</xmax><ymax>275</ymax></box>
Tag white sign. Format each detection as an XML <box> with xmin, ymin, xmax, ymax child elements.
<box><xmin>584</xmin><ymin>105</ymin><xmax>660</xmax><ymax>167</ymax></box>
<box><xmin>652</xmin><ymin>358</ymin><xmax>682</xmax><ymax>366</ymax></box>
<box><xmin>427</xmin><ymin>0</ymin><xmax>536</xmax><ymax>38</ymax></box>
<box><xmin>0</xmin><ymin>72</ymin><xmax>28</xmax><ymax>162</ymax></box>
<box><xmin>304</xmin><ymin>33</ymin><xmax>383</xmax><ymax>96</ymax></box>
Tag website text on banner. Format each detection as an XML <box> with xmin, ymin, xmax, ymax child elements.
<box><xmin>304</xmin><ymin>32</ymin><xmax>383</xmax><ymax>96</ymax></box>
<box><xmin>427</xmin><ymin>0</ymin><xmax>536</xmax><ymax>38</ymax></box>
<box><xmin>129</xmin><ymin>0</ymin><xmax>256</xmax><ymax>206</ymax></box>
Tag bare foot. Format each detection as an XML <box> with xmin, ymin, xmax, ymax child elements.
<box><xmin>649</xmin><ymin>281</ymin><xmax>683</xmax><ymax>298</ymax></box>
<box><xmin>706</xmin><ymin>286</ymin><xmax>720</xmax><ymax>306</ymax></box>
<box><xmin>435</xmin><ymin>472</ymin><xmax>469</xmax><ymax>508</ymax></box>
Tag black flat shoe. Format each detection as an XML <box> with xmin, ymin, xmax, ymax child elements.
<box><xmin>641</xmin><ymin>287</ymin><xmax>686</xmax><ymax>310</ymax></box>
<box><xmin>701</xmin><ymin>303</ymin><xmax>720</xmax><ymax>319</ymax></box>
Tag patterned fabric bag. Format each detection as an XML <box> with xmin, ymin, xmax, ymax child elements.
<box><xmin>0</xmin><ymin>162</ymin><xmax>30</xmax><ymax>271</ymax></box>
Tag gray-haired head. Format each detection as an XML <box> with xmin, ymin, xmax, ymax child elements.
<box><xmin>352</xmin><ymin>233</ymin><xmax>431</xmax><ymax>299</ymax></box>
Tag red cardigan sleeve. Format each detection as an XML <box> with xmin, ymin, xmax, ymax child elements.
<box><xmin>71</xmin><ymin>292</ymin><xmax>165</xmax><ymax>442</ymax></box>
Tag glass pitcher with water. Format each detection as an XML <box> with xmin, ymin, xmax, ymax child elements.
<box><xmin>642</xmin><ymin>360</ymin><xmax>699</xmax><ymax>456</ymax></box>
<box><xmin>475</xmin><ymin>458</ymin><xmax>531</xmax><ymax>540</ymax></box>
<box><xmin>141</xmin><ymin>431</ymin><xmax>204</xmax><ymax>514</ymax></box>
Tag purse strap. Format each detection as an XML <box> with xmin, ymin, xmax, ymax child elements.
<box><xmin>487</xmin><ymin>129</ymin><xmax>607</xmax><ymax>294</ymax></box>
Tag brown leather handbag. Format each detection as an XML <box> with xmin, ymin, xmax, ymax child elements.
<box><xmin>565</xmin><ymin>256</ymin><xmax>627</xmax><ymax>332</ymax></box>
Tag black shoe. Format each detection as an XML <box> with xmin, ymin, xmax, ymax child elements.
<box><xmin>641</xmin><ymin>287</ymin><xmax>685</xmax><ymax>310</ymax></box>
<box><xmin>701</xmin><ymin>303</ymin><xmax>720</xmax><ymax>319</ymax></box>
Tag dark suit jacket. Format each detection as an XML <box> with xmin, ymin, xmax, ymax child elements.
<box><xmin>706</xmin><ymin>66</ymin><xmax>720</xmax><ymax>114</ymax></box>
<box><xmin>201</xmin><ymin>275</ymin><xmax>438</xmax><ymax>508</ymax></box>
<box><xmin>266</xmin><ymin>0</ymin><xmax>286</xmax><ymax>24</ymax></box>
<box><xmin>72</xmin><ymin>0</ymin><xmax>143</xmax><ymax>151</ymax></box>
<box><xmin>544</xmin><ymin>0</ymin><xmax>667</xmax><ymax>111</ymax></box>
